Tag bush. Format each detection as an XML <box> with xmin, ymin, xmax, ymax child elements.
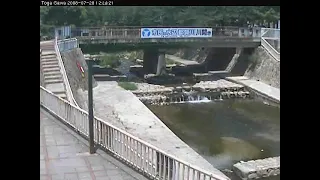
<box><xmin>118</xmin><ymin>82</ymin><xmax>138</xmax><ymax>91</ymax></box>
<box><xmin>248</xmin><ymin>53</ymin><xmax>260</xmax><ymax>71</ymax></box>
<box><xmin>99</xmin><ymin>54</ymin><xmax>121</xmax><ymax>68</ymax></box>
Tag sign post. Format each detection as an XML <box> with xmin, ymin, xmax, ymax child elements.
<box><xmin>87</xmin><ymin>59</ymin><xmax>95</xmax><ymax>154</ymax></box>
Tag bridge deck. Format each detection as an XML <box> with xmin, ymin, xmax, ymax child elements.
<box><xmin>40</xmin><ymin>109</ymin><xmax>148</xmax><ymax>180</ymax></box>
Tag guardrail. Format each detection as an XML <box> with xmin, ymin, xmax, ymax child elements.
<box><xmin>40</xmin><ymin>49</ymin><xmax>45</xmax><ymax>86</ymax></box>
<box><xmin>261</xmin><ymin>38</ymin><xmax>280</xmax><ymax>61</ymax></box>
<box><xmin>58</xmin><ymin>38</ymin><xmax>78</xmax><ymax>52</ymax></box>
<box><xmin>71</xmin><ymin>27</ymin><xmax>261</xmax><ymax>40</ymax></box>
<box><xmin>261</xmin><ymin>28</ymin><xmax>280</xmax><ymax>39</ymax></box>
<box><xmin>54</xmin><ymin>37</ymin><xmax>79</xmax><ymax>107</ymax></box>
<box><xmin>40</xmin><ymin>86</ymin><xmax>227</xmax><ymax>180</ymax></box>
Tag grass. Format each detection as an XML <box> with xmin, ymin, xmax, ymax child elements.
<box><xmin>99</xmin><ymin>53</ymin><xmax>121</xmax><ymax>68</ymax></box>
<box><xmin>118</xmin><ymin>82</ymin><xmax>138</xmax><ymax>91</ymax></box>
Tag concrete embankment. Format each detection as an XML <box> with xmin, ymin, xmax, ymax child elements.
<box><xmin>231</xmin><ymin>47</ymin><xmax>280</xmax><ymax>89</ymax></box>
<box><xmin>168</xmin><ymin>46</ymin><xmax>280</xmax><ymax>104</ymax></box>
<box><xmin>227</xmin><ymin>47</ymin><xmax>280</xmax><ymax>104</ymax></box>
<box><xmin>60</xmin><ymin>48</ymin><xmax>97</xmax><ymax>110</ymax></box>
<box><xmin>233</xmin><ymin>156</ymin><xmax>280</xmax><ymax>180</ymax></box>
<box><xmin>171</xmin><ymin>46</ymin><xmax>280</xmax><ymax>89</ymax></box>
<box><xmin>226</xmin><ymin>76</ymin><xmax>280</xmax><ymax>105</ymax></box>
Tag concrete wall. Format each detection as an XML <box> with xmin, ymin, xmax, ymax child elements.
<box><xmin>244</xmin><ymin>47</ymin><xmax>280</xmax><ymax>88</ymax></box>
<box><xmin>169</xmin><ymin>48</ymin><xmax>208</xmax><ymax>63</ymax></box>
<box><xmin>231</xmin><ymin>47</ymin><xmax>280</xmax><ymax>89</ymax></box>
<box><xmin>60</xmin><ymin>48</ymin><xmax>97</xmax><ymax>110</ymax></box>
<box><xmin>172</xmin><ymin>46</ymin><xmax>280</xmax><ymax>89</ymax></box>
<box><xmin>204</xmin><ymin>48</ymin><xmax>236</xmax><ymax>71</ymax></box>
<box><xmin>170</xmin><ymin>48</ymin><xmax>236</xmax><ymax>71</ymax></box>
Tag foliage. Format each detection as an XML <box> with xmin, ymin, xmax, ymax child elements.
<box><xmin>118</xmin><ymin>82</ymin><xmax>138</xmax><ymax>91</ymax></box>
<box><xmin>40</xmin><ymin>6</ymin><xmax>280</xmax><ymax>36</ymax></box>
<box><xmin>127</xmin><ymin>51</ymin><xmax>143</xmax><ymax>60</ymax></box>
<box><xmin>99</xmin><ymin>54</ymin><xmax>121</xmax><ymax>68</ymax></box>
<box><xmin>248</xmin><ymin>52</ymin><xmax>260</xmax><ymax>71</ymax></box>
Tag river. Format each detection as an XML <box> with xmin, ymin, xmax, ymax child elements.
<box><xmin>147</xmin><ymin>99</ymin><xmax>280</xmax><ymax>180</ymax></box>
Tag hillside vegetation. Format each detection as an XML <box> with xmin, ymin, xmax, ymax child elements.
<box><xmin>40</xmin><ymin>6</ymin><xmax>279</xmax><ymax>37</ymax></box>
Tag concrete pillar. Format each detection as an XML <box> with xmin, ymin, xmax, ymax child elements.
<box><xmin>156</xmin><ymin>52</ymin><xmax>166</xmax><ymax>76</ymax></box>
<box><xmin>252</xmin><ymin>28</ymin><xmax>261</xmax><ymax>37</ymax></box>
<box><xmin>238</xmin><ymin>28</ymin><xmax>243</xmax><ymax>37</ymax></box>
<box><xmin>143</xmin><ymin>49</ymin><xmax>159</xmax><ymax>74</ymax></box>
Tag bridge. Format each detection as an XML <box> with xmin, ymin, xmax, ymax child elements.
<box><xmin>56</xmin><ymin>26</ymin><xmax>262</xmax><ymax>48</ymax></box>
<box><xmin>40</xmin><ymin>26</ymin><xmax>280</xmax><ymax>180</ymax></box>
<box><xmin>55</xmin><ymin>26</ymin><xmax>279</xmax><ymax>75</ymax></box>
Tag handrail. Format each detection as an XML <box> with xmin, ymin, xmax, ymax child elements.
<box><xmin>40</xmin><ymin>85</ymin><xmax>228</xmax><ymax>180</ymax></box>
<box><xmin>57</xmin><ymin>38</ymin><xmax>78</xmax><ymax>52</ymax></box>
<box><xmin>261</xmin><ymin>38</ymin><xmax>280</xmax><ymax>61</ymax></box>
<box><xmin>72</xmin><ymin>27</ymin><xmax>261</xmax><ymax>39</ymax></box>
<box><xmin>54</xmin><ymin>37</ymin><xmax>79</xmax><ymax>107</ymax></box>
<box><xmin>70</xmin><ymin>25</ymin><xmax>255</xmax><ymax>29</ymax></box>
<box><xmin>261</xmin><ymin>28</ymin><xmax>280</xmax><ymax>39</ymax></box>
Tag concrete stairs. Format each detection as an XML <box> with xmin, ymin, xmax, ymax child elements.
<box><xmin>40</xmin><ymin>41</ymin><xmax>67</xmax><ymax>100</ymax></box>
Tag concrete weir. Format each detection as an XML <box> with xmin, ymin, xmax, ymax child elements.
<box><xmin>90</xmin><ymin>81</ymin><xmax>229</xmax><ymax>180</ymax></box>
<box><xmin>233</xmin><ymin>157</ymin><xmax>280</xmax><ymax>180</ymax></box>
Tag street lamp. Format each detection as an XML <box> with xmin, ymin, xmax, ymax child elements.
<box><xmin>87</xmin><ymin>58</ymin><xmax>95</xmax><ymax>154</ymax></box>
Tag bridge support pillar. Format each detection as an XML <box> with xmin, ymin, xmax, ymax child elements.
<box><xmin>156</xmin><ymin>51</ymin><xmax>166</xmax><ymax>76</ymax></box>
<box><xmin>143</xmin><ymin>49</ymin><xmax>159</xmax><ymax>74</ymax></box>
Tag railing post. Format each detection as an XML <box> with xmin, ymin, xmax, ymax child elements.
<box><xmin>124</xmin><ymin>29</ymin><xmax>127</xmax><ymax>37</ymax></box>
<box><xmin>87</xmin><ymin>59</ymin><xmax>95</xmax><ymax>154</ymax></box>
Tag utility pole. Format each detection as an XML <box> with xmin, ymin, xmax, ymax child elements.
<box><xmin>87</xmin><ymin>58</ymin><xmax>95</xmax><ymax>154</ymax></box>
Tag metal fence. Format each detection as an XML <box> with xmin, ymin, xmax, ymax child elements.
<box><xmin>261</xmin><ymin>28</ymin><xmax>280</xmax><ymax>40</ymax></box>
<box><xmin>40</xmin><ymin>86</ymin><xmax>227</xmax><ymax>180</ymax></box>
<box><xmin>261</xmin><ymin>38</ymin><xmax>280</xmax><ymax>61</ymax></box>
<box><xmin>57</xmin><ymin>38</ymin><xmax>79</xmax><ymax>52</ymax></box>
<box><xmin>69</xmin><ymin>27</ymin><xmax>262</xmax><ymax>40</ymax></box>
<box><xmin>260</xmin><ymin>28</ymin><xmax>280</xmax><ymax>60</ymax></box>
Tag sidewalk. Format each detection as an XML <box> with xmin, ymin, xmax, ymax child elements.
<box><xmin>226</xmin><ymin>76</ymin><xmax>280</xmax><ymax>103</ymax></box>
<box><xmin>40</xmin><ymin>109</ymin><xmax>148</xmax><ymax>180</ymax></box>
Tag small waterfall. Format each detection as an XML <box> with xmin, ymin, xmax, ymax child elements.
<box><xmin>188</xmin><ymin>95</ymin><xmax>211</xmax><ymax>103</ymax></box>
<box><xmin>180</xmin><ymin>90</ymin><xmax>212</xmax><ymax>103</ymax></box>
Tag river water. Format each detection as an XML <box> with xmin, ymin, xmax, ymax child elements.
<box><xmin>147</xmin><ymin>99</ymin><xmax>280</xmax><ymax>180</ymax></box>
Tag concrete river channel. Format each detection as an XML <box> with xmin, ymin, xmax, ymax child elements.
<box><xmin>147</xmin><ymin>99</ymin><xmax>280</xmax><ymax>180</ymax></box>
<box><xmin>83</xmin><ymin>54</ymin><xmax>280</xmax><ymax>180</ymax></box>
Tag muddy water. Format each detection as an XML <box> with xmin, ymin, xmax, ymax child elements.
<box><xmin>147</xmin><ymin>99</ymin><xmax>280</xmax><ymax>180</ymax></box>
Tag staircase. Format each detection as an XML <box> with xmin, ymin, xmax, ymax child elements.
<box><xmin>40</xmin><ymin>41</ymin><xmax>67</xmax><ymax>100</ymax></box>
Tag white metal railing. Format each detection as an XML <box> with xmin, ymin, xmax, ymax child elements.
<box><xmin>54</xmin><ymin>37</ymin><xmax>79</xmax><ymax>107</ymax></box>
<box><xmin>261</xmin><ymin>28</ymin><xmax>280</xmax><ymax>39</ymax></box>
<box><xmin>260</xmin><ymin>28</ymin><xmax>280</xmax><ymax>61</ymax></box>
<box><xmin>40</xmin><ymin>86</ymin><xmax>227</xmax><ymax>180</ymax></box>
<box><xmin>261</xmin><ymin>38</ymin><xmax>280</xmax><ymax>61</ymax></box>
<box><xmin>58</xmin><ymin>38</ymin><xmax>78</xmax><ymax>52</ymax></box>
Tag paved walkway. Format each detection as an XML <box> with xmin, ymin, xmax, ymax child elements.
<box><xmin>40</xmin><ymin>108</ymin><xmax>148</xmax><ymax>180</ymax></box>
<box><xmin>226</xmin><ymin>76</ymin><xmax>280</xmax><ymax>103</ymax></box>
